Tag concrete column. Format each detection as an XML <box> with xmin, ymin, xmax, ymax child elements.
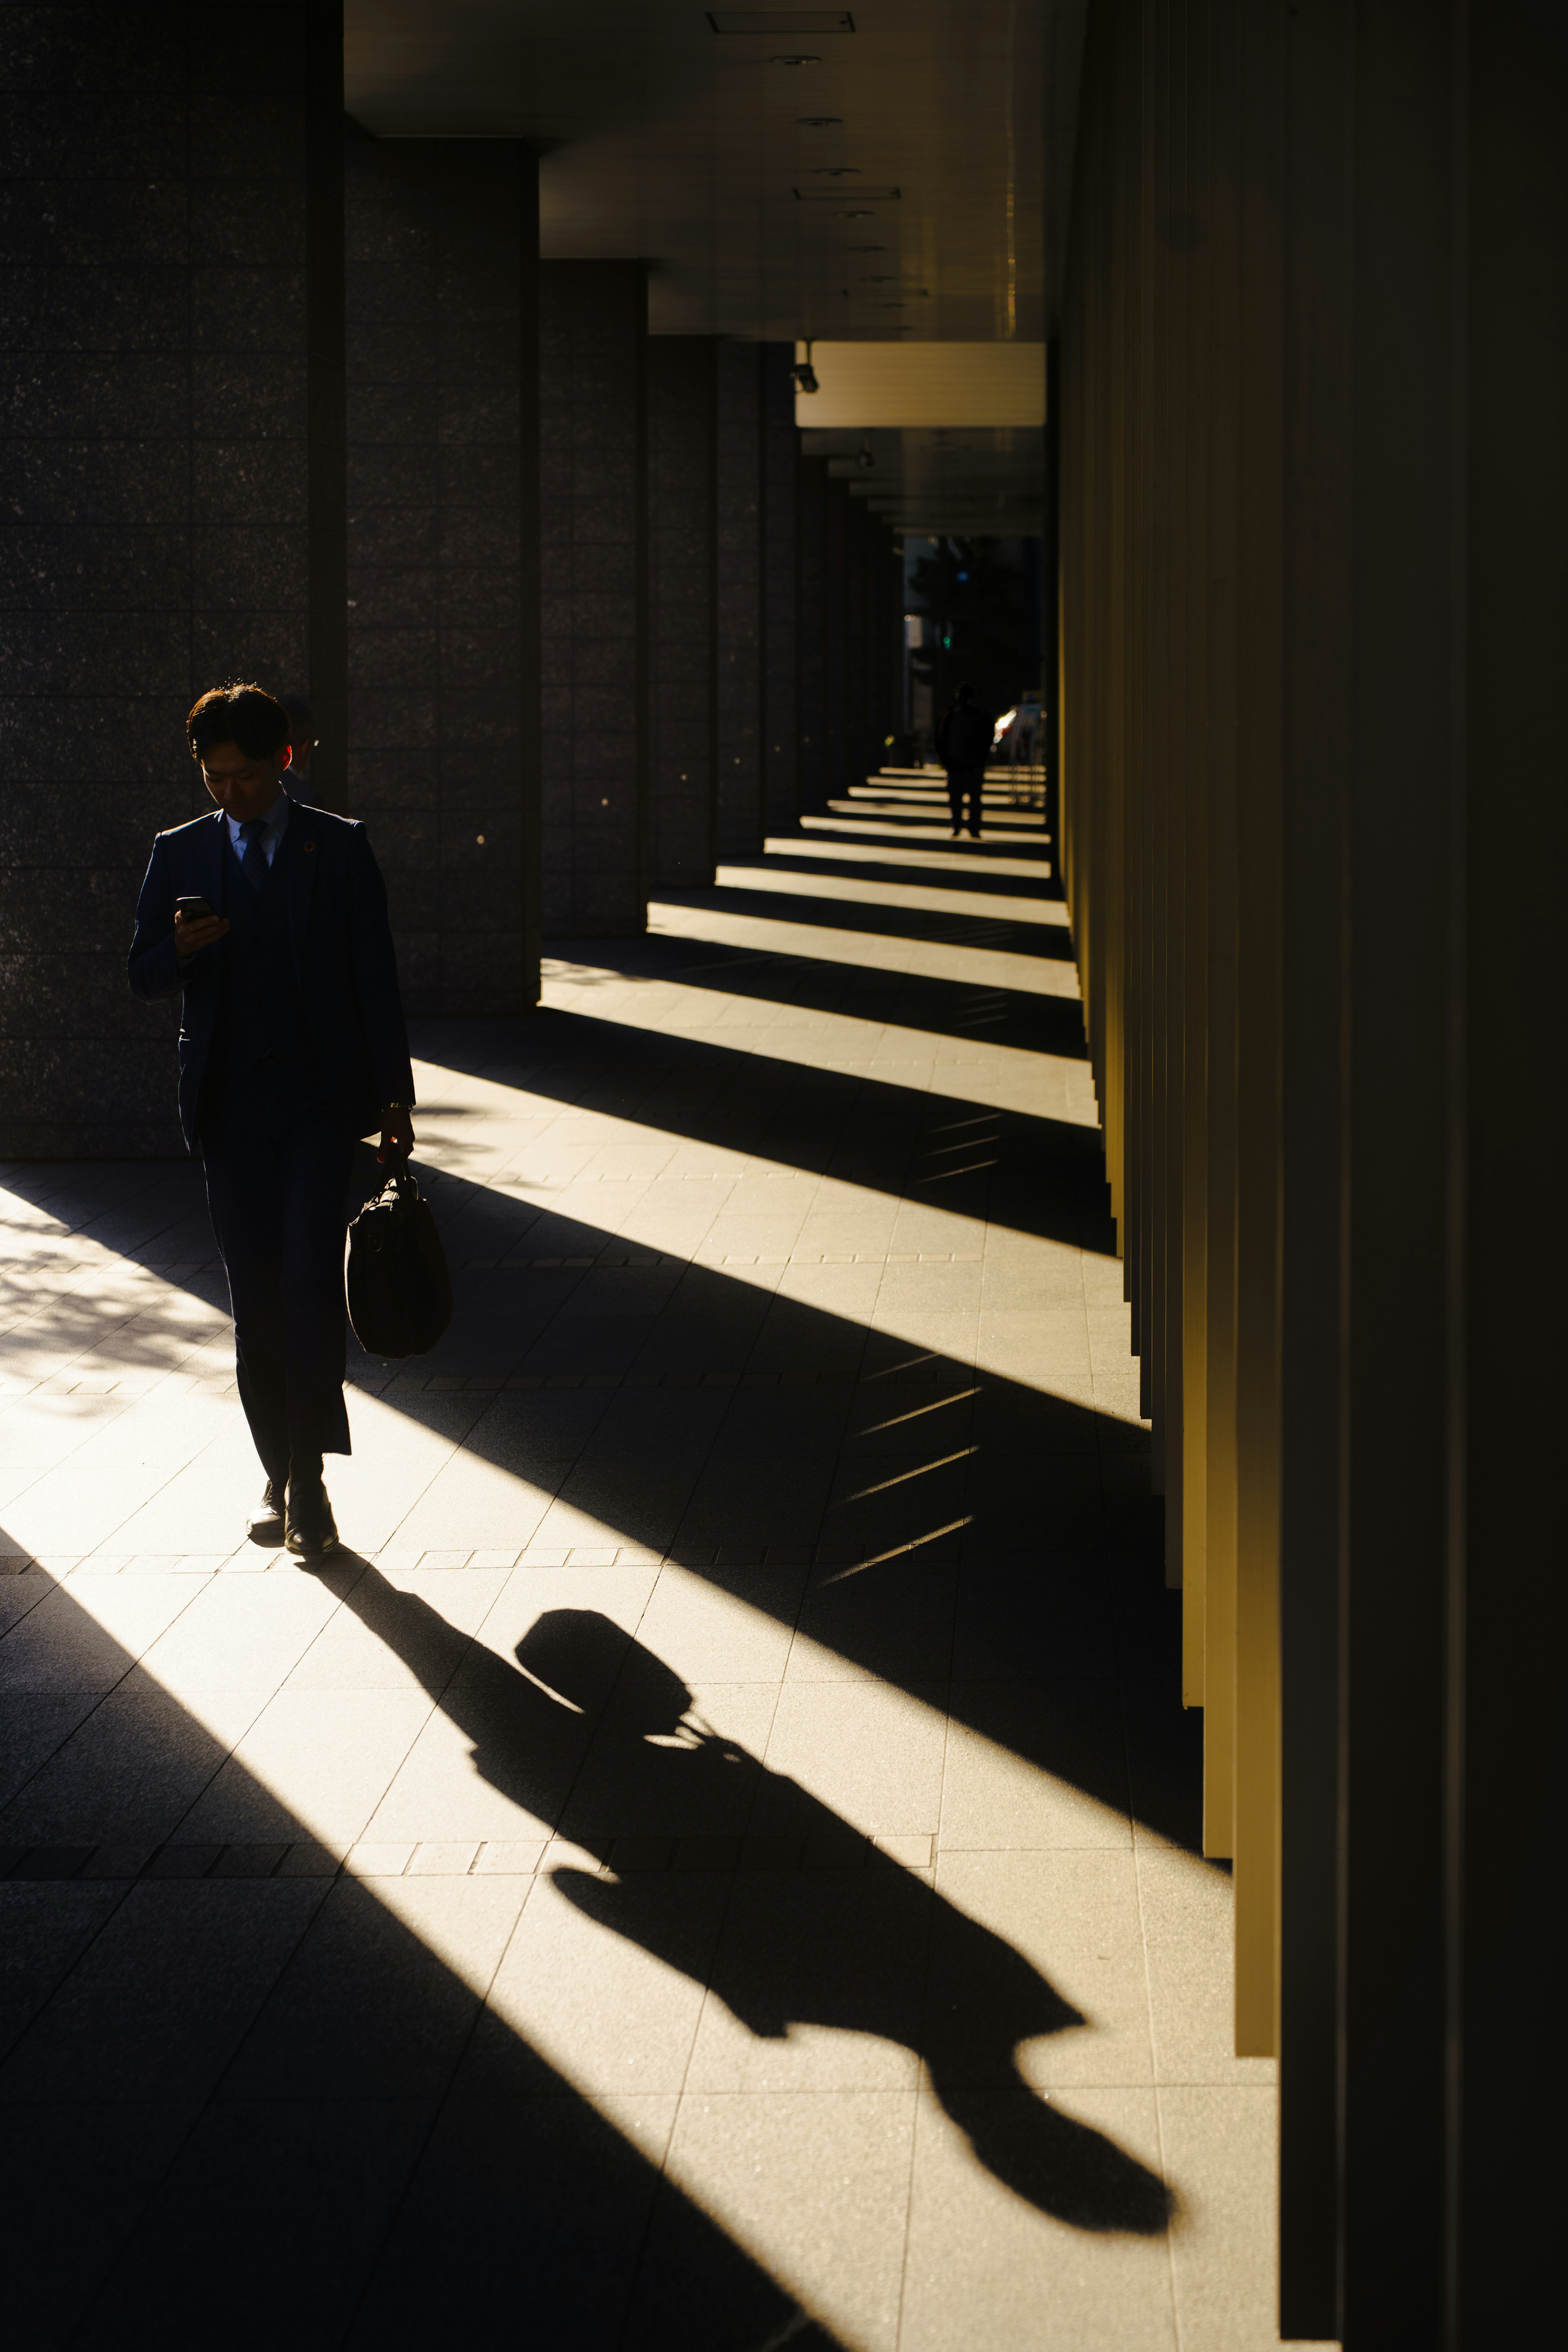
<box><xmin>761</xmin><ymin>343</ymin><xmax>800</xmax><ymax>835</ymax></box>
<box><xmin>646</xmin><ymin>336</ymin><xmax>717</xmax><ymax>891</ymax></box>
<box><xmin>0</xmin><ymin>1</ymin><xmax>339</xmax><ymax>1158</ymax></box>
<box><xmin>539</xmin><ymin>261</ymin><xmax>647</xmax><ymax>937</ymax></box>
<box><xmin>715</xmin><ymin>340</ymin><xmax>763</xmax><ymax>861</ymax></box>
<box><xmin>343</xmin><ymin>138</ymin><xmax>538</xmax><ymax>1017</ymax></box>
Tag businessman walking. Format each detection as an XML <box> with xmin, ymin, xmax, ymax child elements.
<box><xmin>129</xmin><ymin>684</ymin><xmax>415</xmax><ymax>1557</ymax></box>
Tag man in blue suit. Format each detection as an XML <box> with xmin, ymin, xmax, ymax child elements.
<box><xmin>129</xmin><ymin>684</ymin><xmax>415</xmax><ymax>1557</ymax></box>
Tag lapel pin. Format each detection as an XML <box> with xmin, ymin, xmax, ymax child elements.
<box><xmin>303</xmin><ymin>840</ymin><xmax>316</xmax><ymax>853</ymax></box>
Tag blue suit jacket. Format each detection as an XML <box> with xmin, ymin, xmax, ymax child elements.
<box><xmin>127</xmin><ymin>798</ymin><xmax>415</xmax><ymax>1150</ymax></box>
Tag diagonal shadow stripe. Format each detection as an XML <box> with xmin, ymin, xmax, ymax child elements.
<box><xmin>0</xmin><ymin>1151</ymin><xmax>1201</xmax><ymax>1864</ymax></box>
<box><xmin>650</xmin><ymin>886</ymin><xmax>1077</xmax><ymax>962</ymax></box>
<box><xmin>0</xmin><ymin>1560</ymin><xmax>859</xmax><ymax>2350</ymax></box>
<box><xmin>548</xmin><ymin>938</ymin><xmax>1091</xmax><ymax>1059</ymax></box>
<box><xmin>406</xmin><ymin>1014</ymin><xmax>1111</xmax><ymax>1254</ymax></box>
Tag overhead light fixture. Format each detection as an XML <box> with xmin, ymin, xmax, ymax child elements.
<box><xmin>856</xmin><ymin>443</ymin><xmax>876</xmax><ymax>472</ymax></box>
<box><xmin>797</xmin><ymin>115</ymin><xmax>843</xmax><ymax>125</ymax></box>
<box><xmin>792</xmin><ymin>338</ymin><xmax>820</xmax><ymax>395</ymax></box>
<box><xmin>709</xmin><ymin>9</ymin><xmax>854</xmax><ymax>28</ymax></box>
<box><xmin>837</xmin><ymin>208</ymin><xmax>875</xmax><ymax>217</ymax></box>
<box><xmin>795</xmin><ymin>185</ymin><xmax>900</xmax><ymax>200</ymax></box>
<box><xmin>806</xmin><ymin>165</ymin><xmax>860</xmax><ymax>176</ymax></box>
<box><xmin>848</xmin><ymin>243</ymin><xmax>887</xmax><ymax>252</ymax></box>
<box><xmin>767</xmin><ymin>53</ymin><xmax>822</xmax><ymax>65</ymax></box>
<box><xmin>858</xmin><ymin>274</ymin><xmax>896</xmax><ymax>283</ymax></box>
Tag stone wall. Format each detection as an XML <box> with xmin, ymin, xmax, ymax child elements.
<box><xmin>344</xmin><ymin>138</ymin><xmax>537</xmax><ymax>1017</ymax></box>
<box><xmin>0</xmin><ymin>3</ymin><xmax>330</xmax><ymax>1157</ymax></box>
<box><xmin>646</xmin><ymin>336</ymin><xmax>716</xmax><ymax>891</ymax></box>
<box><xmin>539</xmin><ymin>260</ymin><xmax>647</xmax><ymax>937</ymax></box>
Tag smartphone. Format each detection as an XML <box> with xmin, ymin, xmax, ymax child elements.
<box><xmin>175</xmin><ymin>895</ymin><xmax>216</xmax><ymax>921</ymax></box>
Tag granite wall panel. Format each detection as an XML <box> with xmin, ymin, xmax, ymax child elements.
<box><xmin>715</xmin><ymin>341</ymin><xmax>762</xmax><ymax>861</ymax></box>
<box><xmin>539</xmin><ymin>260</ymin><xmax>648</xmax><ymax>938</ymax></box>
<box><xmin>344</xmin><ymin>137</ymin><xmax>538</xmax><ymax>1018</ymax></box>
<box><xmin>0</xmin><ymin>0</ymin><xmax>328</xmax><ymax>1159</ymax></box>
<box><xmin>647</xmin><ymin>336</ymin><xmax>717</xmax><ymax>891</ymax></box>
<box><xmin>761</xmin><ymin>343</ymin><xmax>800</xmax><ymax>835</ymax></box>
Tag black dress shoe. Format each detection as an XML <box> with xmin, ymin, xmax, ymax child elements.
<box><xmin>246</xmin><ymin>1479</ymin><xmax>286</xmax><ymax>1543</ymax></box>
<box><xmin>284</xmin><ymin>1474</ymin><xmax>339</xmax><ymax>1558</ymax></box>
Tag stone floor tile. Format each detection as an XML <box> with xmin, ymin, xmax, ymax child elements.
<box><xmin>560</xmin><ymin>1681</ymin><xmax>780</xmax><ymax>1842</ymax></box>
<box><xmin>283</xmin><ymin>1563</ymin><xmax>509</xmax><ymax>1693</ymax></box>
<box><xmin>131</xmin><ymin>1568</ymin><xmax>350</xmax><ymax>1691</ymax></box>
<box><xmin>939</xmin><ymin>1680</ymin><xmax>1134</xmax><ymax>1850</ymax></box>
<box><xmin>221</xmin><ymin>1871</ymin><xmax>528</xmax><ymax>2099</ymax></box>
<box><xmin>0</xmin><ymin>1877</ymin><xmax>329</xmax><ymax>2101</ymax></box>
<box><xmin>346</xmin><ymin>2089</ymin><xmax>681</xmax><ymax>2350</ymax></box>
<box><xmin>0</xmin><ymin>1685</ymin><xmax>264</xmax><ymax>1848</ymax></box>
<box><xmin>898</xmin><ymin>2085</ymin><xmax>1176</xmax><ymax>2350</ymax></box>
<box><xmin>756</xmin><ymin>1679</ymin><xmax>947</xmax><ymax>1836</ymax></box>
<box><xmin>0</xmin><ymin>1574</ymin><xmax>203</xmax><ymax>1694</ymax></box>
<box><xmin>0</xmin><ymin>1879</ymin><xmax>129</xmax><ymax>2061</ymax></box>
<box><xmin>633</xmin><ymin>1560</ymin><xmax>804</xmax><ymax>1684</ymax></box>
<box><xmin>1135</xmin><ymin>1845</ymin><xmax>1278</xmax><ymax>2088</ymax></box>
<box><xmin>408</xmin><ymin>1838</ymin><xmax>481</xmax><ymax>1873</ymax></box>
<box><xmin>69</xmin><ymin>2096</ymin><xmax>436</xmax><ymax>2352</ymax></box>
<box><xmin>346</xmin><ymin>1841</ymin><xmax>414</xmax><ymax>1876</ymax></box>
<box><xmin>0</xmin><ymin>2098</ymin><xmax>205</xmax><ymax>2349</ymax></box>
<box><xmin>634</xmin><ymin>2089</ymin><xmax>917</xmax><ymax>2352</ymax></box>
<box><xmin>0</xmin><ymin>1690</ymin><xmax>104</xmax><ymax>1807</ymax></box>
<box><xmin>684</xmin><ymin>1869</ymin><xmax>931</xmax><ymax>2094</ymax></box>
<box><xmin>483</xmin><ymin>1862</ymin><xmax>726</xmax><ymax>2094</ymax></box>
<box><xmin>1158</xmin><ymin>2086</ymin><xmax>1339</xmax><ymax>2350</ymax></box>
<box><xmin>175</xmin><ymin>1686</ymin><xmax>436</xmax><ymax>1848</ymax></box>
<box><xmin>930</xmin><ymin>1848</ymin><xmax>1155</xmax><ymax>2088</ymax></box>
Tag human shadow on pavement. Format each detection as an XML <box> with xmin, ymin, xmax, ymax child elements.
<box><xmin>331</xmin><ymin>1570</ymin><xmax>1173</xmax><ymax>2238</ymax></box>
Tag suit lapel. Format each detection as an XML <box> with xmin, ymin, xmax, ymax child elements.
<box><xmin>197</xmin><ymin>806</ymin><xmax>227</xmax><ymax>913</ymax></box>
<box><xmin>283</xmin><ymin>795</ymin><xmax>316</xmax><ymax>980</ymax></box>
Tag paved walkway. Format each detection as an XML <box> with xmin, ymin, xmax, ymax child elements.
<box><xmin>0</xmin><ymin>780</ymin><xmax>1311</xmax><ymax>2349</ymax></box>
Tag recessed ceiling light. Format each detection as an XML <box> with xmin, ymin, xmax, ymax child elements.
<box><xmin>806</xmin><ymin>165</ymin><xmax>860</xmax><ymax>175</ymax></box>
<box><xmin>709</xmin><ymin>10</ymin><xmax>854</xmax><ymax>28</ymax></box>
<box><xmin>767</xmin><ymin>53</ymin><xmax>822</xmax><ymax>65</ymax></box>
<box><xmin>795</xmin><ymin>185</ymin><xmax>899</xmax><ymax>200</ymax></box>
<box><xmin>797</xmin><ymin>116</ymin><xmax>843</xmax><ymax>125</ymax></box>
<box><xmin>858</xmin><ymin>274</ymin><xmax>896</xmax><ymax>282</ymax></box>
<box><xmin>848</xmin><ymin>243</ymin><xmax>887</xmax><ymax>252</ymax></box>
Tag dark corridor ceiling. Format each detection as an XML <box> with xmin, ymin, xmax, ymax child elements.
<box><xmin>346</xmin><ymin>2</ymin><xmax>1085</xmax><ymax>531</ymax></box>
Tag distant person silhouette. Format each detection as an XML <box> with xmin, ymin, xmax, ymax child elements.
<box><xmin>333</xmin><ymin>1571</ymin><xmax>1173</xmax><ymax>2237</ymax></box>
<box><xmin>935</xmin><ymin>684</ymin><xmax>995</xmax><ymax>839</ymax></box>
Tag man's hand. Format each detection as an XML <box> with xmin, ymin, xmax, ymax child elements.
<box><xmin>172</xmin><ymin>910</ymin><xmax>229</xmax><ymax>961</ymax></box>
<box><xmin>377</xmin><ymin>1105</ymin><xmax>415</xmax><ymax>1166</ymax></box>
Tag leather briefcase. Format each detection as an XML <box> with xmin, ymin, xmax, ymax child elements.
<box><xmin>345</xmin><ymin>1166</ymin><xmax>453</xmax><ymax>1359</ymax></box>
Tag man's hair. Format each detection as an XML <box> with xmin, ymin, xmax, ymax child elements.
<box><xmin>187</xmin><ymin>684</ymin><xmax>290</xmax><ymax>763</ymax></box>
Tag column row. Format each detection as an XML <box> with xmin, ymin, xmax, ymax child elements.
<box><xmin>1059</xmin><ymin>0</ymin><xmax>1567</xmax><ymax>2342</ymax></box>
<box><xmin>1</xmin><ymin>86</ymin><xmax>906</xmax><ymax>1150</ymax></box>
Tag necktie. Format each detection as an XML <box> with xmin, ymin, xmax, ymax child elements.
<box><xmin>238</xmin><ymin>818</ymin><xmax>270</xmax><ymax>894</ymax></box>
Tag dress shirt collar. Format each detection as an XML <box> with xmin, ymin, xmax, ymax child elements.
<box><xmin>225</xmin><ymin>791</ymin><xmax>290</xmax><ymax>856</ymax></box>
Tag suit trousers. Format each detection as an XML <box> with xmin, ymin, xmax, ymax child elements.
<box><xmin>201</xmin><ymin>1058</ymin><xmax>358</xmax><ymax>1483</ymax></box>
<box><xmin>946</xmin><ymin>767</ymin><xmax>984</xmax><ymax>833</ymax></box>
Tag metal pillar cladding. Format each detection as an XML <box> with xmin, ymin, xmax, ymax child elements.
<box><xmin>0</xmin><ymin>0</ymin><xmax>339</xmax><ymax>1159</ymax></box>
<box><xmin>1059</xmin><ymin>0</ymin><xmax>1568</xmax><ymax>2341</ymax></box>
